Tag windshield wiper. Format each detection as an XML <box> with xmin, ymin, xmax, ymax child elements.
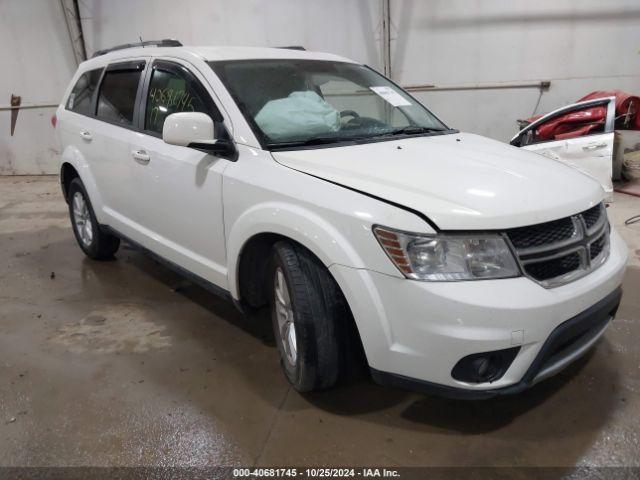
<box><xmin>267</xmin><ymin>136</ymin><xmax>359</xmax><ymax>150</ymax></box>
<box><xmin>383</xmin><ymin>126</ymin><xmax>448</xmax><ymax>136</ymax></box>
<box><xmin>266</xmin><ymin>127</ymin><xmax>452</xmax><ymax>150</ymax></box>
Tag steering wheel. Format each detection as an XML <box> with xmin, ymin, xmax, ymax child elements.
<box><xmin>340</xmin><ymin>110</ymin><xmax>388</xmax><ymax>130</ymax></box>
<box><xmin>340</xmin><ymin>110</ymin><xmax>360</xmax><ymax>121</ymax></box>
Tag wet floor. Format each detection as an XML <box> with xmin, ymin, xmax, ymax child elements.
<box><xmin>1</xmin><ymin>175</ymin><xmax>640</xmax><ymax>467</ymax></box>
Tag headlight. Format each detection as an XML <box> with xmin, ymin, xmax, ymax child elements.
<box><xmin>373</xmin><ymin>226</ymin><xmax>520</xmax><ymax>281</ymax></box>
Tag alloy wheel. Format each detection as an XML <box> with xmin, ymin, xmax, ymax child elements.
<box><xmin>72</xmin><ymin>191</ymin><xmax>93</xmax><ymax>247</ymax></box>
<box><xmin>274</xmin><ymin>267</ymin><xmax>297</xmax><ymax>366</ymax></box>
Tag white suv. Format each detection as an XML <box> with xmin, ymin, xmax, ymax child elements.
<box><xmin>55</xmin><ymin>41</ymin><xmax>627</xmax><ymax>398</ymax></box>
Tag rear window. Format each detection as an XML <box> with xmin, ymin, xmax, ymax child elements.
<box><xmin>66</xmin><ymin>68</ymin><xmax>103</xmax><ymax>116</ymax></box>
<box><xmin>96</xmin><ymin>69</ymin><xmax>143</xmax><ymax>126</ymax></box>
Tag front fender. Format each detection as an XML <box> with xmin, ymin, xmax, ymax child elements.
<box><xmin>226</xmin><ymin>201</ymin><xmax>367</xmax><ymax>299</ymax></box>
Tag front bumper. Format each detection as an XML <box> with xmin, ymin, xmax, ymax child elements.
<box><xmin>370</xmin><ymin>286</ymin><xmax>621</xmax><ymax>399</ymax></box>
<box><xmin>329</xmin><ymin>227</ymin><xmax>628</xmax><ymax>396</ymax></box>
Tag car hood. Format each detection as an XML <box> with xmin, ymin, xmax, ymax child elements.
<box><xmin>271</xmin><ymin>132</ymin><xmax>604</xmax><ymax>230</ymax></box>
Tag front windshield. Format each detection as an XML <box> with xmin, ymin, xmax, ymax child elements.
<box><xmin>208</xmin><ymin>59</ymin><xmax>450</xmax><ymax>149</ymax></box>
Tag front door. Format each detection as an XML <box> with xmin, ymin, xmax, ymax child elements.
<box><xmin>512</xmin><ymin>97</ymin><xmax>616</xmax><ymax>197</ymax></box>
<box><xmin>129</xmin><ymin>59</ymin><xmax>229</xmax><ymax>288</ymax></box>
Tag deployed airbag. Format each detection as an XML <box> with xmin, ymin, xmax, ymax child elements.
<box><xmin>255</xmin><ymin>91</ymin><xmax>340</xmax><ymax>141</ymax></box>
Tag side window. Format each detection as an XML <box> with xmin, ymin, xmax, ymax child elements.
<box><xmin>96</xmin><ymin>68</ymin><xmax>143</xmax><ymax>126</ymax></box>
<box><xmin>145</xmin><ymin>65</ymin><xmax>218</xmax><ymax>135</ymax></box>
<box><xmin>66</xmin><ymin>68</ymin><xmax>103</xmax><ymax>116</ymax></box>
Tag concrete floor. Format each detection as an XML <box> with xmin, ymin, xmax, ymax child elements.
<box><xmin>1</xmin><ymin>175</ymin><xmax>640</xmax><ymax>468</ymax></box>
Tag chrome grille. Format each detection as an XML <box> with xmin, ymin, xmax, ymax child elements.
<box><xmin>589</xmin><ymin>233</ymin><xmax>607</xmax><ymax>260</ymax></box>
<box><xmin>525</xmin><ymin>251</ymin><xmax>582</xmax><ymax>282</ymax></box>
<box><xmin>505</xmin><ymin>203</ymin><xmax>609</xmax><ymax>288</ymax></box>
<box><xmin>583</xmin><ymin>204</ymin><xmax>603</xmax><ymax>230</ymax></box>
<box><xmin>506</xmin><ymin>217</ymin><xmax>576</xmax><ymax>249</ymax></box>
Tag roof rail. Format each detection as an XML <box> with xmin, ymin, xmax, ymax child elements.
<box><xmin>92</xmin><ymin>39</ymin><xmax>182</xmax><ymax>58</ymax></box>
<box><xmin>276</xmin><ymin>46</ymin><xmax>306</xmax><ymax>51</ymax></box>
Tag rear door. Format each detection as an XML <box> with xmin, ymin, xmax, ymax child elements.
<box><xmin>128</xmin><ymin>59</ymin><xmax>229</xmax><ymax>287</ymax></box>
<box><xmin>57</xmin><ymin>67</ymin><xmax>104</xmax><ymax>200</ymax></box>
<box><xmin>90</xmin><ymin>59</ymin><xmax>147</xmax><ymax>234</ymax></box>
<box><xmin>511</xmin><ymin>97</ymin><xmax>616</xmax><ymax>196</ymax></box>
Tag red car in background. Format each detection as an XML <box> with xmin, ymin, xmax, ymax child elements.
<box><xmin>511</xmin><ymin>90</ymin><xmax>640</xmax><ymax>197</ymax></box>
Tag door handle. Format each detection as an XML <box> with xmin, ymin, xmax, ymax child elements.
<box><xmin>131</xmin><ymin>149</ymin><xmax>151</xmax><ymax>165</ymax></box>
<box><xmin>80</xmin><ymin>130</ymin><xmax>92</xmax><ymax>141</ymax></box>
<box><xmin>582</xmin><ymin>142</ymin><xmax>607</xmax><ymax>151</ymax></box>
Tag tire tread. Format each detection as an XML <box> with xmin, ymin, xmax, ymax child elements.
<box><xmin>271</xmin><ymin>241</ymin><xmax>350</xmax><ymax>391</ymax></box>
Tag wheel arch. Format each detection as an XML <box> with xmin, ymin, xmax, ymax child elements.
<box><xmin>233</xmin><ymin>228</ymin><xmax>362</xmax><ymax>310</ymax></box>
<box><xmin>60</xmin><ymin>162</ymin><xmax>80</xmax><ymax>202</ymax></box>
<box><xmin>59</xmin><ymin>145</ymin><xmax>104</xmax><ymax>217</ymax></box>
<box><xmin>227</xmin><ymin>202</ymin><xmax>366</xmax><ymax>304</ymax></box>
<box><xmin>233</xmin><ymin>228</ymin><xmax>368</xmax><ymax>371</ymax></box>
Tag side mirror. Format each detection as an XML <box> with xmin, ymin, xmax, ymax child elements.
<box><xmin>162</xmin><ymin>112</ymin><xmax>236</xmax><ymax>159</ymax></box>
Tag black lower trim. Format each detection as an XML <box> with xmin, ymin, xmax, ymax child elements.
<box><xmin>59</xmin><ymin>173</ymin><xmax>67</xmax><ymax>203</ymax></box>
<box><xmin>451</xmin><ymin>346</ymin><xmax>520</xmax><ymax>383</ymax></box>
<box><xmin>371</xmin><ymin>286</ymin><xmax>622</xmax><ymax>399</ymax></box>
<box><xmin>102</xmin><ymin>226</ymin><xmax>232</xmax><ymax>302</ymax></box>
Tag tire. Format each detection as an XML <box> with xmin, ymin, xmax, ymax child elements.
<box><xmin>67</xmin><ymin>178</ymin><xmax>120</xmax><ymax>260</ymax></box>
<box><xmin>269</xmin><ymin>241</ymin><xmax>353</xmax><ymax>392</ymax></box>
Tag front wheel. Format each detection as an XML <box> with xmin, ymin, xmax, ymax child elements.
<box><xmin>67</xmin><ymin>178</ymin><xmax>120</xmax><ymax>260</ymax></box>
<box><xmin>270</xmin><ymin>241</ymin><xmax>352</xmax><ymax>392</ymax></box>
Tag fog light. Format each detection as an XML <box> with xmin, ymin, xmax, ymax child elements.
<box><xmin>452</xmin><ymin>347</ymin><xmax>520</xmax><ymax>383</ymax></box>
<box><xmin>472</xmin><ymin>357</ymin><xmax>491</xmax><ymax>378</ymax></box>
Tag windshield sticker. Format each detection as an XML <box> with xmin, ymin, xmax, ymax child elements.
<box><xmin>68</xmin><ymin>93</ymin><xmax>75</xmax><ymax>109</ymax></box>
<box><xmin>370</xmin><ymin>86</ymin><xmax>411</xmax><ymax>107</ymax></box>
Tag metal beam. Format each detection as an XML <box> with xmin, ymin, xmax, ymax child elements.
<box><xmin>59</xmin><ymin>0</ymin><xmax>87</xmax><ymax>65</ymax></box>
<box><xmin>381</xmin><ymin>0</ymin><xmax>392</xmax><ymax>78</ymax></box>
<box><xmin>404</xmin><ymin>81</ymin><xmax>552</xmax><ymax>93</ymax></box>
<box><xmin>0</xmin><ymin>103</ymin><xmax>59</xmax><ymax>112</ymax></box>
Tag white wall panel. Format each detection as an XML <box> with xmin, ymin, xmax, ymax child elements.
<box><xmin>1</xmin><ymin>0</ymin><xmax>639</xmax><ymax>173</ymax></box>
<box><xmin>0</xmin><ymin>0</ymin><xmax>77</xmax><ymax>174</ymax></box>
<box><xmin>390</xmin><ymin>0</ymin><xmax>640</xmax><ymax>140</ymax></box>
<box><xmin>79</xmin><ymin>0</ymin><xmax>383</xmax><ymax>67</ymax></box>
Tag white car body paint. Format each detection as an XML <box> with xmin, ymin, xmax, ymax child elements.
<box><xmin>55</xmin><ymin>45</ymin><xmax>627</xmax><ymax>395</ymax></box>
<box><xmin>523</xmin><ymin>133</ymin><xmax>615</xmax><ymax>198</ymax></box>
<box><xmin>272</xmin><ymin>132</ymin><xmax>605</xmax><ymax>230</ymax></box>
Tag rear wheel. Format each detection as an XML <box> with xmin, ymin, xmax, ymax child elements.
<box><xmin>269</xmin><ymin>241</ymin><xmax>353</xmax><ymax>392</ymax></box>
<box><xmin>68</xmin><ymin>178</ymin><xmax>120</xmax><ymax>260</ymax></box>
